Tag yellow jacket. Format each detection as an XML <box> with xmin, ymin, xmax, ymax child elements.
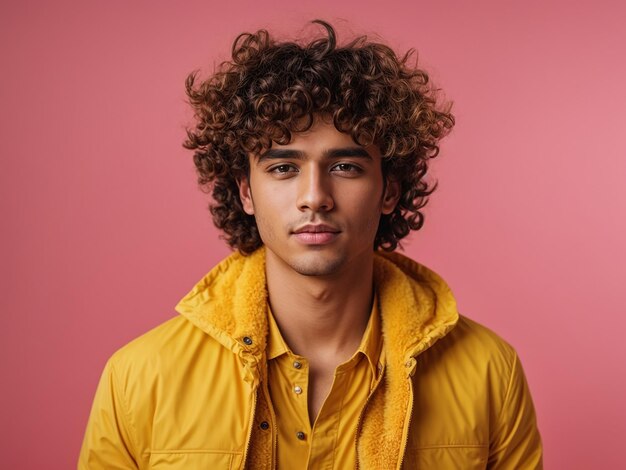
<box><xmin>79</xmin><ymin>248</ymin><xmax>542</xmax><ymax>469</ymax></box>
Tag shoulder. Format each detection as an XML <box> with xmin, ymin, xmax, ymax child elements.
<box><xmin>408</xmin><ymin>316</ymin><xmax>541</xmax><ymax>461</ymax></box>
<box><xmin>105</xmin><ymin>315</ymin><xmax>224</xmax><ymax>385</ymax></box>
<box><xmin>420</xmin><ymin>314</ymin><xmax>519</xmax><ymax>386</ymax></box>
<box><xmin>101</xmin><ymin>314</ymin><xmax>242</xmax><ymax>413</ymax></box>
<box><xmin>413</xmin><ymin>313</ymin><xmax>524</xmax><ymax>415</ymax></box>
<box><xmin>88</xmin><ymin>317</ymin><xmax>251</xmax><ymax>459</ymax></box>
<box><xmin>109</xmin><ymin>316</ymin><xmax>200</xmax><ymax>363</ymax></box>
<box><xmin>448</xmin><ymin>314</ymin><xmax>517</xmax><ymax>361</ymax></box>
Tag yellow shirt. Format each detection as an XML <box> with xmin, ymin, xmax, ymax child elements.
<box><xmin>266</xmin><ymin>298</ymin><xmax>382</xmax><ymax>469</ymax></box>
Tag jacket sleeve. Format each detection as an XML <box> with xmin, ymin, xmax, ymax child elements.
<box><xmin>487</xmin><ymin>352</ymin><xmax>543</xmax><ymax>469</ymax></box>
<box><xmin>78</xmin><ymin>358</ymin><xmax>139</xmax><ymax>469</ymax></box>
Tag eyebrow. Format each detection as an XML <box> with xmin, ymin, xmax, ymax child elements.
<box><xmin>258</xmin><ymin>147</ymin><xmax>373</xmax><ymax>162</ymax></box>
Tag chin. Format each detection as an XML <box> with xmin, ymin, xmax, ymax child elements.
<box><xmin>288</xmin><ymin>253</ymin><xmax>347</xmax><ymax>277</ymax></box>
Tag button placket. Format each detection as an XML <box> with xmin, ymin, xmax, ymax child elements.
<box><xmin>288</xmin><ymin>355</ymin><xmax>310</xmax><ymax>445</ymax></box>
<box><xmin>291</xmin><ymin>357</ymin><xmax>306</xmax><ymax>399</ymax></box>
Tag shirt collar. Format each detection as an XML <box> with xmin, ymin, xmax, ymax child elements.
<box><xmin>266</xmin><ymin>294</ymin><xmax>382</xmax><ymax>377</ymax></box>
<box><xmin>266</xmin><ymin>305</ymin><xmax>289</xmax><ymax>360</ymax></box>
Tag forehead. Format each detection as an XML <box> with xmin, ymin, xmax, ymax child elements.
<box><xmin>253</xmin><ymin>117</ymin><xmax>382</xmax><ymax>162</ymax></box>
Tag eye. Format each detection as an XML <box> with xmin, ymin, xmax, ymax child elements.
<box><xmin>268</xmin><ymin>163</ymin><xmax>298</xmax><ymax>176</ymax></box>
<box><xmin>331</xmin><ymin>163</ymin><xmax>362</xmax><ymax>175</ymax></box>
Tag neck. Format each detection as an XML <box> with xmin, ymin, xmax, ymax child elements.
<box><xmin>265</xmin><ymin>251</ymin><xmax>375</xmax><ymax>363</ymax></box>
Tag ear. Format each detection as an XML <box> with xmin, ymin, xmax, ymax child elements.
<box><xmin>381</xmin><ymin>178</ymin><xmax>401</xmax><ymax>215</ymax></box>
<box><xmin>237</xmin><ymin>176</ymin><xmax>255</xmax><ymax>215</ymax></box>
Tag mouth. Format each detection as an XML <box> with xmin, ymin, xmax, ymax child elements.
<box><xmin>292</xmin><ymin>224</ymin><xmax>341</xmax><ymax>245</ymax></box>
<box><xmin>293</xmin><ymin>224</ymin><xmax>340</xmax><ymax>234</ymax></box>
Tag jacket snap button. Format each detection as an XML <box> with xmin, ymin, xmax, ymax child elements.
<box><xmin>259</xmin><ymin>421</ymin><xmax>269</xmax><ymax>430</ymax></box>
<box><xmin>293</xmin><ymin>361</ymin><xmax>302</xmax><ymax>369</ymax></box>
<box><xmin>294</xmin><ymin>385</ymin><xmax>302</xmax><ymax>394</ymax></box>
<box><xmin>243</xmin><ymin>336</ymin><xmax>253</xmax><ymax>345</ymax></box>
<box><xmin>296</xmin><ymin>431</ymin><xmax>306</xmax><ymax>440</ymax></box>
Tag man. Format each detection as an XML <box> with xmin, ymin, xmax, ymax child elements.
<box><xmin>79</xmin><ymin>20</ymin><xmax>543</xmax><ymax>469</ymax></box>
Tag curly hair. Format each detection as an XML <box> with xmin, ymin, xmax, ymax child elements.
<box><xmin>183</xmin><ymin>20</ymin><xmax>454</xmax><ymax>254</ymax></box>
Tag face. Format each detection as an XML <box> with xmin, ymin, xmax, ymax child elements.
<box><xmin>238</xmin><ymin>117</ymin><xmax>400</xmax><ymax>277</ymax></box>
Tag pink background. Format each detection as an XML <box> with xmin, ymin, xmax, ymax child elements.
<box><xmin>2</xmin><ymin>0</ymin><xmax>625</xmax><ymax>468</ymax></box>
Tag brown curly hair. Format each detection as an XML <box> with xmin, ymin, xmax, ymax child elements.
<box><xmin>183</xmin><ymin>20</ymin><xmax>454</xmax><ymax>254</ymax></box>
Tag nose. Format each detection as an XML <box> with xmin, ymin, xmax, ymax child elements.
<box><xmin>296</xmin><ymin>166</ymin><xmax>334</xmax><ymax>212</ymax></box>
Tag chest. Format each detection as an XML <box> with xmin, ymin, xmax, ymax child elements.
<box><xmin>307</xmin><ymin>364</ymin><xmax>335</xmax><ymax>424</ymax></box>
<box><xmin>266</xmin><ymin>353</ymin><xmax>374</xmax><ymax>468</ymax></box>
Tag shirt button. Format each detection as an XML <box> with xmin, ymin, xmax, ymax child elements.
<box><xmin>296</xmin><ymin>431</ymin><xmax>306</xmax><ymax>440</ymax></box>
<box><xmin>259</xmin><ymin>421</ymin><xmax>269</xmax><ymax>430</ymax></box>
<box><xmin>243</xmin><ymin>336</ymin><xmax>253</xmax><ymax>345</ymax></box>
<box><xmin>294</xmin><ymin>385</ymin><xmax>302</xmax><ymax>394</ymax></box>
<box><xmin>293</xmin><ymin>361</ymin><xmax>302</xmax><ymax>369</ymax></box>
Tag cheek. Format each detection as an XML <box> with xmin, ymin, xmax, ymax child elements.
<box><xmin>247</xmin><ymin>197</ymin><xmax>284</xmax><ymax>244</ymax></box>
<box><xmin>253</xmin><ymin>212</ymin><xmax>278</xmax><ymax>243</ymax></box>
<box><xmin>345</xmin><ymin>190</ymin><xmax>384</xmax><ymax>232</ymax></box>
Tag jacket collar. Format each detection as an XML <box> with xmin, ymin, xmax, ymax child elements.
<box><xmin>174</xmin><ymin>248</ymin><xmax>269</xmax><ymax>359</ymax></box>
<box><xmin>174</xmin><ymin>247</ymin><xmax>459</xmax><ymax>367</ymax></box>
<box><xmin>373</xmin><ymin>250</ymin><xmax>459</xmax><ymax>373</ymax></box>
<box><xmin>358</xmin><ymin>250</ymin><xmax>459</xmax><ymax>469</ymax></box>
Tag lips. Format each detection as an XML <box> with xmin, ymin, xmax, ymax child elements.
<box><xmin>292</xmin><ymin>224</ymin><xmax>340</xmax><ymax>245</ymax></box>
<box><xmin>293</xmin><ymin>224</ymin><xmax>340</xmax><ymax>234</ymax></box>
